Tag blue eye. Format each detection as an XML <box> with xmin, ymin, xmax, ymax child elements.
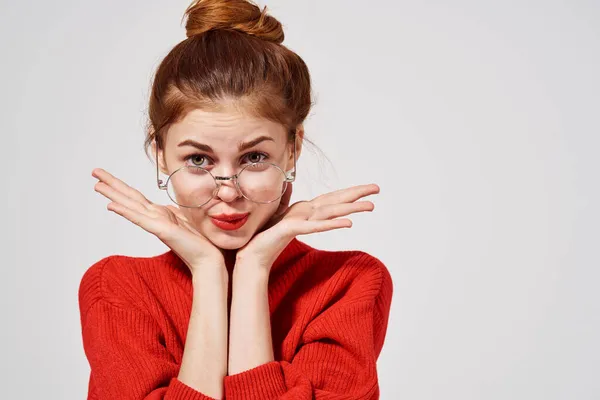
<box><xmin>242</xmin><ymin>152</ymin><xmax>268</xmax><ymax>164</ymax></box>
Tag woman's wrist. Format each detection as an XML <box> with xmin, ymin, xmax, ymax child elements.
<box><xmin>191</xmin><ymin>260</ymin><xmax>229</xmax><ymax>286</ymax></box>
<box><xmin>234</xmin><ymin>256</ymin><xmax>271</xmax><ymax>272</ymax></box>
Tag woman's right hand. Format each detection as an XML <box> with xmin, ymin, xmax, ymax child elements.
<box><xmin>91</xmin><ymin>168</ymin><xmax>224</xmax><ymax>276</ymax></box>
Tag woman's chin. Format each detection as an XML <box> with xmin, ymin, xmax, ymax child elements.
<box><xmin>205</xmin><ymin>230</ymin><xmax>252</xmax><ymax>250</ymax></box>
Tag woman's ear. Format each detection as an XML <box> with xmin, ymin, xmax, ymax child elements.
<box><xmin>287</xmin><ymin>125</ymin><xmax>303</xmax><ymax>171</ymax></box>
<box><xmin>151</xmin><ymin>139</ymin><xmax>169</xmax><ymax>176</ymax></box>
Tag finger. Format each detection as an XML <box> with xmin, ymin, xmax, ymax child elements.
<box><xmin>95</xmin><ymin>181</ymin><xmax>148</xmax><ymax>215</ymax></box>
<box><xmin>313</xmin><ymin>184</ymin><xmax>380</xmax><ymax>206</ymax></box>
<box><xmin>106</xmin><ymin>201</ymin><xmax>172</xmax><ymax>239</ymax></box>
<box><xmin>92</xmin><ymin>168</ymin><xmax>152</xmax><ymax>207</ymax></box>
<box><xmin>293</xmin><ymin>218</ymin><xmax>352</xmax><ymax>235</ymax></box>
<box><xmin>310</xmin><ymin>201</ymin><xmax>374</xmax><ymax>220</ymax></box>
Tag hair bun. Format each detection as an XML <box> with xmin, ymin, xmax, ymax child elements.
<box><xmin>183</xmin><ymin>0</ymin><xmax>284</xmax><ymax>44</ymax></box>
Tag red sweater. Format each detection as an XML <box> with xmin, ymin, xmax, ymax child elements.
<box><xmin>78</xmin><ymin>237</ymin><xmax>393</xmax><ymax>399</ymax></box>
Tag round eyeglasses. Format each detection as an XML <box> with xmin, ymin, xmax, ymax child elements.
<box><xmin>156</xmin><ymin>138</ymin><xmax>297</xmax><ymax>208</ymax></box>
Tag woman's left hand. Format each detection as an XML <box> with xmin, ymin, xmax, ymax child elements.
<box><xmin>235</xmin><ymin>183</ymin><xmax>380</xmax><ymax>271</ymax></box>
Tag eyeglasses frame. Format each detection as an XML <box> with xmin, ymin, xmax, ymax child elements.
<box><xmin>156</xmin><ymin>133</ymin><xmax>297</xmax><ymax>208</ymax></box>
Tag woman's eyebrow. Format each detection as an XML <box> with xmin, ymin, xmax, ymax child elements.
<box><xmin>177</xmin><ymin>139</ymin><xmax>213</xmax><ymax>153</ymax></box>
<box><xmin>177</xmin><ymin>135</ymin><xmax>275</xmax><ymax>153</ymax></box>
<box><xmin>238</xmin><ymin>135</ymin><xmax>275</xmax><ymax>151</ymax></box>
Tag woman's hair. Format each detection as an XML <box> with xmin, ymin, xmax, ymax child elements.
<box><xmin>143</xmin><ymin>0</ymin><xmax>314</xmax><ymax>160</ymax></box>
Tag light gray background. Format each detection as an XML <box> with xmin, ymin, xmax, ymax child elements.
<box><xmin>1</xmin><ymin>0</ymin><xmax>598</xmax><ymax>399</ymax></box>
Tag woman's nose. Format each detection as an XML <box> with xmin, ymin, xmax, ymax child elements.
<box><xmin>215</xmin><ymin>178</ymin><xmax>242</xmax><ymax>202</ymax></box>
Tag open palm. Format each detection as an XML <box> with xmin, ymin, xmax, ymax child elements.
<box><xmin>92</xmin><ymin>168</ymin><xmax>224</xmax><ymax>274</ymax></box>
<box><xmin>236</xmin><ymin>183</ymin><xmax>380</xmax><ymax>269</ymax></box>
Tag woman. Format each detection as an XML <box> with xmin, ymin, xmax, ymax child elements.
<box><xmin>79</xmin><ymin>0</ymin><xmax>393</xmax><ymax>399</ymax></box>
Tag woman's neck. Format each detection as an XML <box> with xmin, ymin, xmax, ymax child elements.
<box><xmin>222</xmin><ymin>248</ymin><xmax>238</xmax><ymax>275</ymax></box>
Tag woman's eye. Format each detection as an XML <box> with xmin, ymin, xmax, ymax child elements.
<box><xmin>186</xmin><ymin>154</ymin><xmax>211</xmax><ymax>167</ymax></box>
<box><xmin>243</xmin><ymin>152</ymin><xmax>268</xmax><ymax>164</ymax></box>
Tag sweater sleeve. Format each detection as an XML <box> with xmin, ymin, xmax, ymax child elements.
<box><xmin>79</xmin><ymin>259</ymin><xmax>219</xmax><ymax>400</ymax></box>
<box><xmin>223</xmin><ymin>259</ymin><xmax>394</xmax><ymax>400</ymax></box>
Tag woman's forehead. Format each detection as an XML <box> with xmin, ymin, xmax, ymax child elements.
<box><xmin>167</xmin><ymin>108</ymin><xmax>286</xmax><ymax>149</ymax></box>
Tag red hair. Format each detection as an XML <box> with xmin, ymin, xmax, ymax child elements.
<box><xmin>143</xmin><ymin>0</ymin><xmax>314</xmax><ymax>160</ymax></box>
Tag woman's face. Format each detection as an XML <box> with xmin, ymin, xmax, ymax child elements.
<box><xmin>155</xmin><ymin>107</ymin><xmax>300</xmax><ymax>250</ymax></box>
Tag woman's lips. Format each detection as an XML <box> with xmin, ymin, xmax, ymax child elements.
<box><xmin>209</xmin><ymin>213</ymin><xmax>249</xmax><ymax>231</ymax></box>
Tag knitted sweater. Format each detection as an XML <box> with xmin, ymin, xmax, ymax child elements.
<box><xmin>78</xmin><ymin>237</ymin><xmax>393</xmax><ymax>399</ymax></box>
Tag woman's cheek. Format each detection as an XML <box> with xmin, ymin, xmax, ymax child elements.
<box><xmin>184</xmin><ymin>209</ymin><xmax>209</xmax><ymax>232</ymax></box>
<box><xmin>252</xmin><ymin>202</ymin><xmax>280</xmax><ymax>230</ymax></box>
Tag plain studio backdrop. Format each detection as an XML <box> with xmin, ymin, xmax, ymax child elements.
<box><xmin>1</xmin><ymin>0</ymin><xmax>598</xmax><ymax>399</ymax></box>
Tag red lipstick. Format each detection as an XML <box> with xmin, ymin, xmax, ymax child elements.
<box><xmin>209</xmin><ymin>213</ymin><xmax>249</xmax><ymax>231</ymax></box>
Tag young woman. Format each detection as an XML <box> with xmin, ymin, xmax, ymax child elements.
<box><xmin>79</xmin><ymin>0</ymin><xmax>393</xmax><ymax>399</ymax></box>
